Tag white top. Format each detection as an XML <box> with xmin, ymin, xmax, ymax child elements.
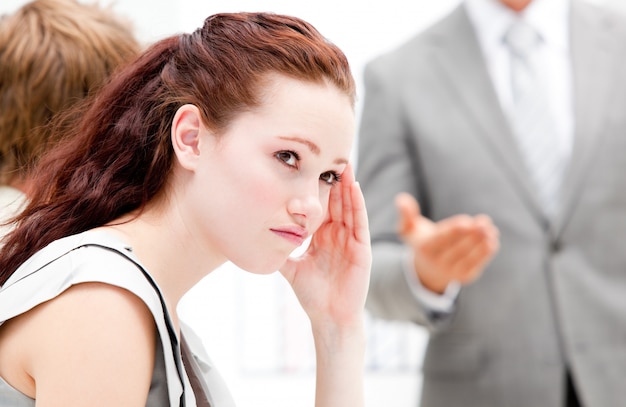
<box><xmin>0</xmin><ymin>230</ymin><xmax>236</xmax><ymax>407</ymax></box>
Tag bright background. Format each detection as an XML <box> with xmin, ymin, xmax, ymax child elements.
<box><xmin>1</xmin><ymin>1</ymin><xmax>623</xmax><ymax>406</ymax></box>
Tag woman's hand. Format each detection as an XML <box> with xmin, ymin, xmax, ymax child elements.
<box><xmin>280</xmin><ymin>163</ymin><xmax>371</xmax><ymax>330</ymax></box>
<box><xmin>280</xmin><ymin>163</ymin><xmax>370</xmax><ymax>407</ymax></box>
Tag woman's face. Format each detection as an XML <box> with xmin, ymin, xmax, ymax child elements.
<box><xmin>186</xmin><ymin>75</ymin><xmax>355</xmax><ymax>274</ymax></box>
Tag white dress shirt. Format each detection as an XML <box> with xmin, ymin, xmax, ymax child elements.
<box><xmin>467</xmin><ymin>0</ymin><xmax>574</xmax><ymax>160</ymax></box>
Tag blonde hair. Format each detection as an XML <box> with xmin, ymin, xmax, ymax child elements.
<box><xmin>0</xmin><ymin>0</ymin><xmax>141</xmax><ymax>184</ymax></box>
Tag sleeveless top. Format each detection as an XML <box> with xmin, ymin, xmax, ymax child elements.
<box><xmin>0</xmin><ymin>230</ymin><xmax>236</xmax><ymax>407</ymax></box>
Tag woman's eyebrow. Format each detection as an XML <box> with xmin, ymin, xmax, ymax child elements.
<box><xmin>278</xmin><ymin>136</ymin><xmax>348</xmax><ymax>165</ymax></box>
<box><xmin>279</xmin><ymin>136</ymin><xmax>320</xmax><ymax>155</ymax></box>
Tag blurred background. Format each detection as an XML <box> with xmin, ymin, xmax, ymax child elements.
<box><xmin>1</xmin><ymin>0</ymin><xmax>623</xmax><ymax>405</ymax></box>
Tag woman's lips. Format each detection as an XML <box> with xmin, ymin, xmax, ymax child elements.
<box><xmin>270</xmin><ymin>226</ymin><xmax>308</xmax><ymax>246</ymax></box>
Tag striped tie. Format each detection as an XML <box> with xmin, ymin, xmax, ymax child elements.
<box><xmin>504</xmin><ymin>21</ymin><xmax>565</xmax><ymax>216</ymax></box>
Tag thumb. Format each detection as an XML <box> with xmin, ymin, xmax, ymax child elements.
<box><xmin>395</xmin><ymin>192</ymin><xmax>421</xmax><ymax>238</ymax></box>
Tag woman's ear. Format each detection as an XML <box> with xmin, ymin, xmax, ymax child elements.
<box><xmin>171</xmin><ymin>104</ymin><xmax>203</xmax><ymax>171</ymax></box>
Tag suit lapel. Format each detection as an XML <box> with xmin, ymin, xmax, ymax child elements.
<box><xmin>554</xmin><ymin>1</ymin><xmax>619</xmax><ymax>235</ymax></box>
<box><xmin>430</xmin><ymin>5</ymin><xmax>547</xmax><ymax>222</ymax></box>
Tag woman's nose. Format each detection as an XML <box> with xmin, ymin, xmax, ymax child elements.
<box><xmin>287</xmin><ymin>182</ymin><xmax>324</xmax><ymax>222</ymax></box>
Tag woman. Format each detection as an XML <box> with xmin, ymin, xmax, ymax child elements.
<box><xmin>0</xmin><ymin>12</ymin><xmax>370</xmax><ymax>407</ymax></box>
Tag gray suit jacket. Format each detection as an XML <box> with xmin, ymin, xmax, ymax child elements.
<box><xmin>357</xmin><ymin>2</ymin><xmax>626</xmax><ymax>406</ymax></box>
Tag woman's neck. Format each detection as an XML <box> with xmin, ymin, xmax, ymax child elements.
<box><xmin>98</xmin><ymin>204</ymin><xmax>225</xmax><ymax>331</ymax></box>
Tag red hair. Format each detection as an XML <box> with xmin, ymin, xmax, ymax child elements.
<box><xmin>0</xmin><ymin>12</ymin><xmax>355</xmax><ymax>285</ymax></box>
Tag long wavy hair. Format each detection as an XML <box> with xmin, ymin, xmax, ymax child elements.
<box><xmin>0</xmin><ymin>12</ymin><xmax>355</xmax><ymax>285</ymax></box>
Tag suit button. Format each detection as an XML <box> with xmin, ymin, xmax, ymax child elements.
<box><xmin>550</xmin><ymin>240</ymin><xmax>562</xmax><ymax>253</ymax></box>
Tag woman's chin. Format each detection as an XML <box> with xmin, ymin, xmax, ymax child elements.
<box><xmin>232</xmin><ymin>258</ymin><xmax>286</xmax><ymax>276</ymax></box>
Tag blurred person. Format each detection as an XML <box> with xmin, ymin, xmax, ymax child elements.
<box><xmin>0</xmin><ymin>11</ymin><xmax>371</xmax><ymax>407</ymax></box>
<box><xmin>0</xmin><ymin>0</ymin><xmax>140</xmax><ymax>224</ymax></box>
<box><xmin>357</xmin><ymin>0</ymin><xmax>626</xmax><ymax>406</ymax></box>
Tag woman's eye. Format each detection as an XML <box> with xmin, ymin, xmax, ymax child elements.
<box><xmin>276</xmin><ymin>151</ymin><xmax>299</xmax><ymax>168</ymax></box>
<box><xmin>320</xmin><ymin>171</ymin><xmax>341</xmax><ymax>186</ymax></box>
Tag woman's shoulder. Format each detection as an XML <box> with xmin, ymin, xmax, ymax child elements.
<box><xmin>0</xmin><ymin>232</ymin><xmax>182</xmax><ymax>405</ymax></box>
<box><xmin>6</xmin><ymin>229</ymin><xmax>140</xmax><ymax>283</ymax></box>
<box><xmin>1</xmin><ymin>229</ymin><xmax>163</xmax><ymax>318</ymax></box>
<box><xmin>0</xmin><ymin>280</ymin><xmax>157</xmax><ymax>405</ymax></box>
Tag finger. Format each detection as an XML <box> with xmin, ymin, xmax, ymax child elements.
<box><xmin>452</xmin><ymin>223</ymin><xmax>500</xmax><ymax>280</ymax></box>
<box><xmin>351</xmin><ymin>181</ymin><xmax>370</xmax><ymax>243</ymax></box>
<box><xmin>419</xmin><ymin>215</ymin><xmax>474</xmax><ymax>257</ymax></box>
<box><xmin>475</xmin><ymin>215</ymin><xmax>500</xmax><ymax>240</ymax></box>
<box><xmin>434</xmin><ymin>224</ymin><xmax>495</xmax><ymax>278</ymax></box>
<box><xmin>342</xmin><ymin>161</ymin><xmax>356</xmax><ymax>184</ymax></box>
<box><xmin>342</xmin><ymin>164</ymin><xmax>355</xmax><ymax>230</ymax></box>
<box><xmin>327</xmin><ymin>170</ymin><xmax>343</xmax><ymax>223</ymax></box>
<box><xmin>452</xmin><ymin>235</ymin><xmax>499</xmax><ymax>283</ymax></box>
<box><xmin>395</xmin><ymin>192</ymin><xmax>421</xmax><ymax>237</ymax></box>
<box><xmin>418</xmin><ymin>211</ymin><xmax>496</xmax><ymax>249</ymax></box>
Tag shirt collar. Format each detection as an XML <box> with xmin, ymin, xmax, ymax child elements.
<box><xmin>465</xmin><ymin>0</ymin><xmax>570</xmax><ymax>51</ymax></box>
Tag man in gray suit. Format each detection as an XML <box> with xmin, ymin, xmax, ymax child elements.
<box><xmin>357</xmin><ymin>0</ymin><xmax>626</xmax><ymax>406</ymax></box>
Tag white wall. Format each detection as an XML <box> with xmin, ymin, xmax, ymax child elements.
<box><xmin>1</xmin><ymin>1</ymin><xmax>623</xmax><ymax>406</ymax></box>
